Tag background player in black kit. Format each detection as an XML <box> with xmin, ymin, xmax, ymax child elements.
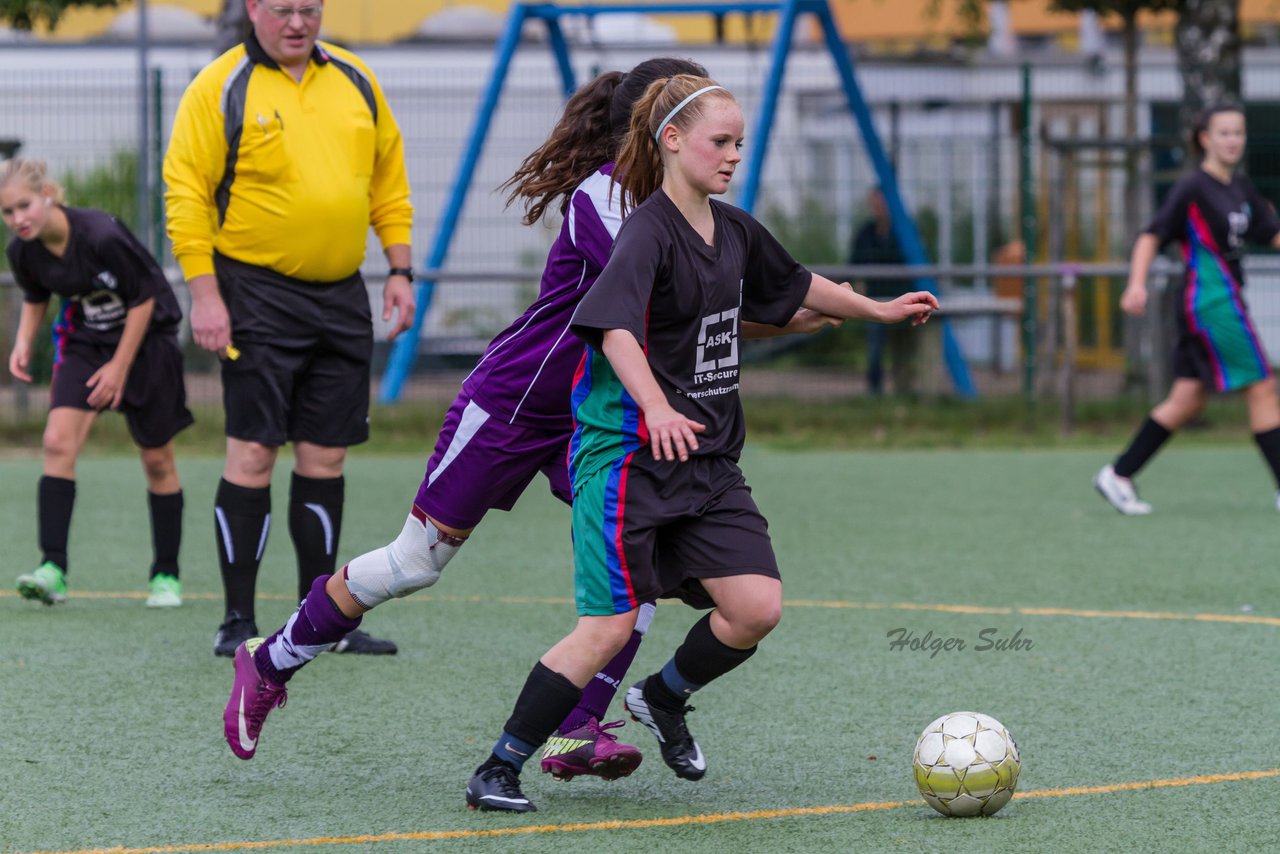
<box><xmin>464</xmin><ymin>75</ymin><xmax>937</xmax><ymax>813</ymax></box>
<box><xmin>2</xmin><ymin>158</ymin><xmax>191</xmax><ymax>607</ymax></box>
<box><xmin>1094</xmin><ymin>105</ymin><xmax>1280</xmax><ymax>515</ymax></box>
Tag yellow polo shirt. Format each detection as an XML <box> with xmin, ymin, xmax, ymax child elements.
<box><xmin>164</xmin><ymin>36</ymin><xmax>413</xmax><ymax>283</ymax></box>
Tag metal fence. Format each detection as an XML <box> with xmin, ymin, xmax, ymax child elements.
<box><xmin>4</xmin><ymin>44</ymin><xmax>1280</xmax><ymax>421</ymax></box>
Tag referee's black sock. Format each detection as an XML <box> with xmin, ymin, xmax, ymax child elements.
<box><xmin>647</xmin><ymin>613</ymin><xmax>758</xmax><ymax>712</ymax></box>
<box><xmin>289</xmin><ymin>473</ymin><xmax>345</xmax><ymax>600</ymax></box>
<box><xmin>1114</xmin><ymin>417</ymin><xmax>1173</xmax><ymax>479</ymax></box>
<box><xmin>214</xmin><ymin>479</ymin><xmax>272</xmax><ymax>622</ymax></box>
<box><xmin>38</xmin><ymin>475</ymin><xmax>76</xmax><ymax>573</ymax></box>
<box><xmin>1253</xmin><ymin>427</ymin><xmax>1280</xmax><ymax>489</ymax></box>
<box><xmin>148</xmin><ymin>490</ymin><xmax>184</xmax><ymax>579</ymax></box>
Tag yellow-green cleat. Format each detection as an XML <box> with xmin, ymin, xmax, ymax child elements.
<box><xmin>17</xmin><ymin>561</ymin><xmax>67</xmax><ymax>605</ymax></box>
<box><xmin>146</xmin><ymin>573</ymin><xmax>183</xmax><ymax>608</ymax></box>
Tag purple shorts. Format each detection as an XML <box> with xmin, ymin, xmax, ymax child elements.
<box><xmin>413</xmin><ymin>396</ymin><xmax>573</xmax><ymax>531</ymax></box>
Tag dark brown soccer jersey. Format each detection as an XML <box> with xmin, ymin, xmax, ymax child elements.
<box><xmin>7</xmin><ymin>207</ymin><xmax>181</xmax><ymax>346</ymax></box>
<box><xmin>570</xmin><ymin>189</ymin><xmax>810</xmax><ymax>471</ymax></box>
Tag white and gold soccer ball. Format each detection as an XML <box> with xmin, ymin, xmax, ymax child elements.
<box><xmin>912</xmin><ymin>711</ymin><xmax>1020</xmax><ymax>817</ymax></box>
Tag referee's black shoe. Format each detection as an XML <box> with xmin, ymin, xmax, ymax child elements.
<box><xmin>214</xmin><ymin>611</ymin><xmax>258</xmax><ymax>658</ymax></box>
<box><xmin>332</xmin><ymin>628</ymin><xmax>398</xmax><ymax>655</ymax></box>
<box><xmin>466</xmin><ymin>757</ymin><xmax>537</xmax><ymax>812</ymax></box>
<box><xmin>623</xmin><ymin>677</ymin><xmax>707</xmax><ymax>780</ymax></box>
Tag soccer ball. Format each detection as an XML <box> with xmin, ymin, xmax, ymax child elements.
<box><xmin>912</xmin><ymin>711</ymin><xmax>1020</xmax><ymax>817</ymax></box>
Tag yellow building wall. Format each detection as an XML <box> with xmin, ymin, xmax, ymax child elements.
<box><xmin>30</xmin><ymin>0</ymin><xmax>1280</xmax><ymax>45</ymax></box>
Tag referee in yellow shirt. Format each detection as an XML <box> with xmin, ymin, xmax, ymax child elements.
<box><xmin>164</xmin><ymin>0</ymin><xmax>415</xmax><ymax>657</ymax></box>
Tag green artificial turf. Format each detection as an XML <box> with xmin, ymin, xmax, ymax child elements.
<box><xmin>2</xmin><ymin>446</ymin><xmax>1277</xmax><ymax>852</ymax></box>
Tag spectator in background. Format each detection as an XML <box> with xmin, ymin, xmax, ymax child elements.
<box><xmin>2</xmin><ymin>158</ymin><xmax>190</xmax><ymax>608</ymax></box>
<box><xmin>163</xmin><ymin>0</ymin><xmax>415</xmax><ymax>656</ymax></box>
<box><xmin>849</xmin><ymin>186</ymin><xmax>916</xmax><ymax>395</ymax></box>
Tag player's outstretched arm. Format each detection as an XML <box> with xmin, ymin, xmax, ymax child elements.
<box><xmin>802</xmin><ymin>273</ymin><xmax>938</xmax><ymax>326</ymax></box>
<box><xmin>743</xmin><ymin>282</ymin><xmax>853</xmax><ymax>339</ymax></box>
<box><xmin>1120</xmin><ymin>233</ymin><xmax>1159</xmax><ymax>317</ymax></box>
<box><xmin>601</xmin><ymin>328</ymin><xmax>705</xmax><ymax>462</ymax></box>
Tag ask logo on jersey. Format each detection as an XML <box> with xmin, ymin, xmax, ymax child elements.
<box><xmin>693</xmin><ymin>307</ymin><xmax>739</xmax><ymax>386</ymax></box>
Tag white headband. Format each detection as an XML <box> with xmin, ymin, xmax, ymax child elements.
<box><xmin>653</xmin><ymin>85</ymin><xmax>726</xmax><ymax>143</ymax></box>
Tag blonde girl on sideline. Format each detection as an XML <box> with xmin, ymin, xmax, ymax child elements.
<box><xmin>2</xmin><ymin>158</ymin><xmax>191</xmax><ymax>606</ymax></box>
<box><xmin>464</xmin><ymin>75</ymin><xmax>937</xmax><ymax>813</ymax></box>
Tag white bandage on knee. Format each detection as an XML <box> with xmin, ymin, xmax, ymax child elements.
<box><xmin>342</xmin><ymin>512</ymin><xmax>464</xmax><ymax>609</ymax></box>
<box><xmin>635</xmin><ymin>601</ymin><xmax>657</xmax><ymax>635</ymax></box>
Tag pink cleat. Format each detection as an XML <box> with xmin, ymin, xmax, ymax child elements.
<box><xmin>540</xmin><ymin>718</ymin><xmax>643</xmax><ymax>781</ymax></box>
<box><xmin>223</xmin><ymin>638</ymin><xmax>287</xmax><ymax>760</ymax></box>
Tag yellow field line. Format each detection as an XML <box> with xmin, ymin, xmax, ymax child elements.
<box><xmin>17</xmin><ymin>768</ymin><xmax>1280</xmax><ymax>854</ymax></box>
<box><xmin>7</xmin><ymin>589</ymin><xmax>1275</xmax><ymax>627</ymax></box>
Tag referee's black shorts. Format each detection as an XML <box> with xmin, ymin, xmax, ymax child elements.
<box><xmin>50</xmin><ymin>332</ymin><xmax>194</xmax><ymax>449</ymax></box>
<box><xmin>215</xmin><ymin>253</ymin><xmax>373</xmax><ymax>448</ymax></box>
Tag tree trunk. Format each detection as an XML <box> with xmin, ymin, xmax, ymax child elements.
<box><xmin>213</xmin><ymin>0</ymin><xmax>249</xmax><ymax>55</ymax></box>
<box><xmin>1175</xmin><ymin>0</ymin><xmax>1242</xmax><ymax>140</ymax></box>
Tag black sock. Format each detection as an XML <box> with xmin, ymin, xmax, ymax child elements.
<box><xmin>214</xmin><ymin>479</ymin><xmax>271</xmax><ymax>622</ymax></box>
<box><xmin>1254</xmin><ymin>427</ymin><xmax>1280</xmax><ymax>489</ymax></box>
<box><xmin>1114</xmin><ymin>417</ymin><xmax>1173</xmax><ymax>478</ymax></box>
<box><xmin>648</xmin><ymin>613</ymin><xmax>758</xmax><ymax>712</ymax></box>
<box><xmin>502</xmin><ymin>661</ymin><xmax>584</xmax><ymax>749</ymax></box>
<box><xmin>289</xmin><ymin>473</ymin><xmax>344</xmax><ymax>600</ymax></box>
<box><xmin>148</xmin><ymin>490</ymin><xmax>184</xmax><ymax>579</ymax></box>
<box><xmin>38</xmin><ymin>475</ymin><xmax>76</xmax><ymax>573</ymax></box>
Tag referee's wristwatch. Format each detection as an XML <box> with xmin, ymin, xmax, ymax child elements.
<box><xmin>388</xmin><ymin>266</ymin><xmax>414</xmax><ymax>280</ymax></box>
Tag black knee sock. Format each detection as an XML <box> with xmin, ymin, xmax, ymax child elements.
<box><xmin>1114</xmin><ymin>417</ymin><xmax>1173</xmax><ymax>478</ymax></box>
<box><xmin>289</xmin><ymin>473</ymin><xmax>345</xmax><ymax>600</ymax></box>
<box><xmin>214</xmin><ymin>479</ymin><xmax>272</xmax><ymax>621</ymax></box>
<box><xmin>502</xmin><ymin>661</ymin><xmax>584</xmax><ymax>749</ymax></box>
<box><xmin>647</xmin><ymin>613</ymin><xmax>758</xmax><ymax>712</ymax></box>
<box><xmin>38</xmin><ymin>475</ymin><xmax>76</xmax><ymax>572</ymax></box>
<box><xmin>1254</xmin><ymin>427</ymin><xmax>1280</xmax><ymax>489</ymax></box>
<box><xmin>148</xmin><ymin>490</ymin><xmax>184</xmax><ymax>579</ymax></box>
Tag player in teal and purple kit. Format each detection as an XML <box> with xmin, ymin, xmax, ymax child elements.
<box><xmin>464</xmin><ymin>74</ymin><xmax>937</xmax><ymax>813</ymax></box>
<box><xmin>1094</xmin><ymin>105</ymin><xmax>1280</xmax><ymax>515</ymax></box>
<box><xmin>222</xmin><ymin>57</ymin><xmax>841</xmax><ymax>778</ymax></box>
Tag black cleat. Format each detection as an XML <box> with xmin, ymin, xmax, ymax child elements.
<box><xmin>332</xmin><ymin>628</ymin><xmax>398</xmax><ymax>655</ymax></box>
<box><xmin>214</xmin><ymin>611</ymin><xmax>258</xmax><ymax>658</ymax></box>
<box><xmin>623</xmin><ymin>677</ymin><xmax>707</xmax><ymax>780</ymax></box>
<box><xmin>466</xmin><ymin>759</ymin><xmax>537</xmax><ymax>813</ymax></box>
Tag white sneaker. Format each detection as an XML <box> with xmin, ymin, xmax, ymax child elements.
<box><xmin>1093</xmin><ymin>465</ymin><xmax>1152</xmax><ymax>515</ymax></box>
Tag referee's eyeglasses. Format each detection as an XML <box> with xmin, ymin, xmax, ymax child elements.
<box><xmin>265</xmin><ymin>5</ymin><xmax>322</xmax><ymax>22</ymax></box>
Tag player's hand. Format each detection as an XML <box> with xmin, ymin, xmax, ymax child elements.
<box><xmin>86</xmin><ymin>358</ymin><xmax>129</xmax><ymax>410</ymax></box>
<box><xmin>883</xmin><ymin>291</ymin><xmax>940</xmax><ymax>326</ymax></box>
<box><xmin>8</xmin><ymin>344</ymin><xmax>33</xmax><ymax>383</ymax></box>
<box><xmin>1120</xmin><ymin>284</ymin><xmax>1147</xmax><ymax>317</ymax></box>
<box><xmin>382</xmin><ymin>274</ymin><xmax>416</xmax><ymax>341</ymax></box>
<box><xmin>188</xmin><ymin>275</ymin><xmax>232</xmax><ymax>352</ymax></box>
<box><xmin>644</xmin><ymin>405</ymin><xmax>706</xmax><ymax>462</ymax></box>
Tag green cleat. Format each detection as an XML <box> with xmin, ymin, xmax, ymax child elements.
<box><xmin>17</xmin><ymin>562</ymin><xmax>68</xmax><ymax>605</ymax></box>
<box><xmin>146</xmin><ymin>573</ymin><xmax>183</xmax><ymax>608</ymax></box>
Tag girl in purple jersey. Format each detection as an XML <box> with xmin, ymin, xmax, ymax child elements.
<box><xmin>222</xmin><ymin>58</ymin><xmax>840</xmax><ymax>774</ymax></box>
<box><xmin>464</xmin><ymin>75</ymin><xmax>936</xmax><ymax>813</ymax></box>
<box><xmin>2</xmin><ymin>158</ymin><xmax>191</xmax><ymax>609</ymax></box>
<box><xmin>1094</xmin><ymin>105</ymin><xmax>1280</xmax><ymax>515</ymax></box>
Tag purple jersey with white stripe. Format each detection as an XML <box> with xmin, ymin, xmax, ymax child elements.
<box><xmin>460</xmin><ymin>164</ymin><xmax>623</xmax><ymax>431</ymax></box>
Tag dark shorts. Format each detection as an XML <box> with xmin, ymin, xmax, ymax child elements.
<box><xmin>571</xmin><ymin>454</ymin><xmax>779</xmax><ymax>616</ymax></box>
<box><xmin>50</xmin><ymin>332</ymin><xmax>193</xmax><ymax>448</ymax></box>
<box><xmin>1172</xmin><ymin>281</ymin><xmax>1271</xmax><ymax>393</ymax></box>
<box><xmin>215</xmin><ymin>253</ymin><xmax>373</xmax><ymax>447</ymax></box>
<box><xmin>412</xmin><ymin>395</ymin><xmax>573</xmax><ymax>531</ymax></box>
